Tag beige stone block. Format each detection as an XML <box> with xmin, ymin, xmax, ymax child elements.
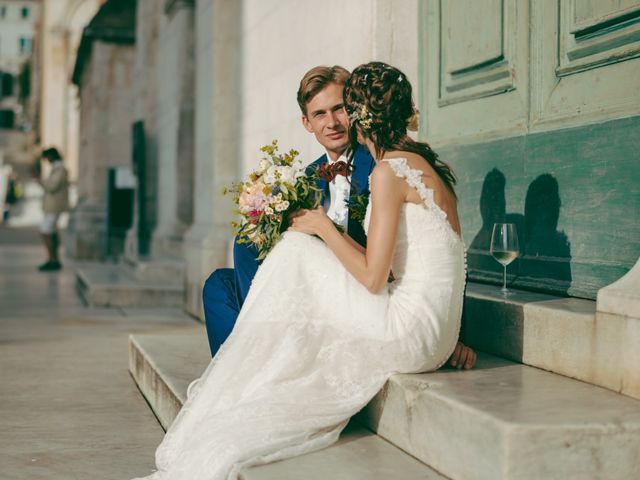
<box><xmin>622</xmin><ymin>314</ymin><xmax>640</xmax><ymax>400</ymax></box>
<box><xmin>129</xmin><ymin>329</ymin><xmax>207</xmax><ymax>429</ymax></box>
<box><xmin>241</xmin><ymin>423</ymin><xmax>445</xmax><ymax>480</ymax></box>
<box><xmin>183</xmin><ymin>226</ymin><xmax>229</xmax><ymax>320</ymax></box>
<box><xmin>360</xmin><ymin>354</ymin><xmax>640</xmax><ymax>480</ymax></box>
<box><xmin>465</xmin><ymin>283</ymin><xmax>640</xmax><ymax>400</ymax></box>
<box><xmin>75</xmin><ymin>262</ymin><xmax>183</xmax><ymax>308</ymax></box>
<box><xmin>597</xmin><ymin>258</ymin><xmax>640</xmax><ymax>318</ymax></box>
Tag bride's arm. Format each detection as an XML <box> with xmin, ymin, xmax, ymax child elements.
<box><xmin>342</xmin><ymin>232</ymin><xmax>365</xmax><ymax>253</ymax></box>
<box><xmin>290</xmin><ymin>163</ymin><xmax>404</xmax><ymax>293</ymax></box>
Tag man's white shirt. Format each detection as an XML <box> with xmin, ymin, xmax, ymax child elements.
<box><xmin>324</xmin><ymin>150</ymin><xmax>351</xmax><ymax>230</ymax></box>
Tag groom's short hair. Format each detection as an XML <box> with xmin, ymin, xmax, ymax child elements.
<box><xmin>297</xmin><ymin>65</ymin><xmax>350</xmax><ymax>116</ymax></box>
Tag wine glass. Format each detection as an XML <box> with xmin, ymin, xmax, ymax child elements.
<box><xmin>490</xmin><ymin>223</ymin><xmax>519</xmax><ymax>295</ymax></box>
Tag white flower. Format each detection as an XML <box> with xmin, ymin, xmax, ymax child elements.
<box><xmin>263</xmin><ymin>166</ymin><xmax>279</xmax><ymax>185</ymax></box>
<box><xmin>262</xmin><ymin>165</ymin><xmax>300</xmax><ymax>185</ymax></box>
<box><xmin>259</xmin><ymin>159</ymin><xmax>272</xmax><ymax>171</ymax></box>
<box><xmin>293</xmin><ymin>161</ymin><xmax>306</xmax><ymax>179</ymax></box>
<box><xmin>265</xmin><ymin>206</ymin><xmax>274</xmax><ymax>215</ymax></box>
<box><xmin>277</xmin><ymin>166</ymin><xmax>298</xmax><ymax>185</ymax></box>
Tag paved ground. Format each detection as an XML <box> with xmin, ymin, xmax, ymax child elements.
<box><xmin>0</xmin><ymin>226</ymin><xmax>197</xmax><ymax>479</ymax></box>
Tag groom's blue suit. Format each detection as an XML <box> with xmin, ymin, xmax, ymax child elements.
<box><xmin>203</xmin><ymin>145</ymin><xmax>376</xmax><ymax>356</ymax></box>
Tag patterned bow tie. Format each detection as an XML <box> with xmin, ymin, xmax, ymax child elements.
<box><xmin>317</xmin><ymin>160</ymin><xmax>353</xmax><ymax>183</ymax></box>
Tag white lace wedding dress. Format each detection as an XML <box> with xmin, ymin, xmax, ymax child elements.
<box><xmin>133</xmin><ymin>158</ymin><xmax>466</xmax><ymax>480</ymax></box>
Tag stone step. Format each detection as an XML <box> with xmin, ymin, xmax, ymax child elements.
<box><xmin>462</xmin><ymin>282</ymin><xmax>639</xmax><ymax>400</ymax></box>
<box><xmin>75</xmin><ymin>262</ymin><xmax>183</xmax><ymax>307</ymax></box>
<box><xmin>239</xmin><ymin>422</ymin><xmax>444</xmax><ymax>480</ymax></box>
<box><xmin>129</xmin><ymin>328</ymin><xmax>209</xmax><ymax>429</ymax></box>
<box><xmin>129</xmin><ymin>328</ymin><xmax>640</xmax><ymax>480</ymax></box>
<box><xmin>123</xmin><ymin>255</ymin><xmax>185</xmax><ymax>282</ymax></box>
<box><xmin>358</xmin><ymin>355</ymin><xmax>640</xmax><ymax>480</ymax></box>
<box><xmin>128</xmin><ymin>330</ymin><xmax>446</xmax><ymax>479</ymax></box>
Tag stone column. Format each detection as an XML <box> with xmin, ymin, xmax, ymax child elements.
<box><xmin>67</xmin><ymin>42</ymin><xmax>136</xmax><ymax>259</ymax></box>
<box><xmin>39</xmin><ymin>26</ymin><xmax>67</xmax><ymax>149</ymax></box>
<box><xmin>150</xmin><ymin>0</ymin><xmax>195</xmax><ymax>258</ymax></box>
<box><xmin>184</xmin><ymin>0</ymin><xmax>242</xmax><ymax>318</ymax></box>
<box><xmin>38</xmin><ymin>0</ymin><xmax>102</xmax><ymax>183</ymax></box>
<box><xmin>124</xmin><ymin>0</ymin><xmax>162</xmax><ymax>260</ymax></box>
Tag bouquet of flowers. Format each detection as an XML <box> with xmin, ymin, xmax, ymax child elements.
<box><xmin>224</xmin><ymin>140</ymin><xmax>323</xmax><ymax>260</ymax></box>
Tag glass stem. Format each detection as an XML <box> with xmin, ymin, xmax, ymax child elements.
<box><xmin>502</xmin><ymin>264</ymin><xmax>507</xmax><ymax>291</ymax></box>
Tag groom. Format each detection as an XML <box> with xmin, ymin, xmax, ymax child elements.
<box><xmin>203</xmin><ymin>65</ymin><xmax>477</xmax><ymax>369</ymax></box>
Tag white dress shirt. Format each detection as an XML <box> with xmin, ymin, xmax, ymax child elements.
<box><xmin>324</xmin><ymin>150</ymin><xmax>351</xmax><ymax>230</ymax></box>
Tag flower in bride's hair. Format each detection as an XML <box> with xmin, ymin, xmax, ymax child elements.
<box><xmin>348</xmin><ymin>102</ymin><xmax>374</xmax><ymax>130</ymax></box>
<box><xmin>407</xmin><ymin>108</ymin><xmax>419</xmax><ymax>132</ymax></box>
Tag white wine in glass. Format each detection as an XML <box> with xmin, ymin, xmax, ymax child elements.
<box><xmin>490</xmin><ymin>223</ymin><xmax>520</xmax><ymax>294</ymax></box>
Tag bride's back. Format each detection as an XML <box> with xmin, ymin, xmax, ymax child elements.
<box><xmin>381</xmin><ymin>150</ymin><xmax>461</xmax><ymax>237</ymax></box>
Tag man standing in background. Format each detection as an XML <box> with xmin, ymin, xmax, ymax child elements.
<box><xmin>36</xmin><ymin>147</ymin><xmax>69</xmax><ymax>272</ymax></box>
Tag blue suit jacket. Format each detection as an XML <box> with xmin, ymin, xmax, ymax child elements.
<box><xmin>233</xmin><ymin>145</ymin><xmax>375</xmax><ymax>303</ymax></box>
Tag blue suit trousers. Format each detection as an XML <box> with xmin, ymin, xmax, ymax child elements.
<box><xmin>202</xmin><ymin>240</ymin><xmax>259</xmax><ymax>356</ymax></box>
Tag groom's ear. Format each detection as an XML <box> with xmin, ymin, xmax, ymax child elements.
<box><xmin>301</xmin><ymin>115</ymin><xmax>314</xmax><ymax>133</ymax></box>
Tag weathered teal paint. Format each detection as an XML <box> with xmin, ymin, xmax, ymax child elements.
<box><xmin>438</xmin><ymin>115</ymin><xmax>640</xmax><ymax>299</ymax></box>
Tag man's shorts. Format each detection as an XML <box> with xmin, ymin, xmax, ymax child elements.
<box><xmin>39</xmin><ymin>213</ymin><xmax>60</xmax><ymax>234</ymax></box>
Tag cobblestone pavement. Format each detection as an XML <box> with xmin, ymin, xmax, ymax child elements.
<box><xmin>0</xmin><ymin>227</ymin><xmax>196</xmax><ymax>479</ymax></box>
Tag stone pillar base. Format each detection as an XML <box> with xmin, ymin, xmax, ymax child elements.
<box><xmin>595</xmin><ymin>257</ymin><xmax>640</xmax><ymax>400</ymax></box>
<box><xmin>124</xmin><ymin>228</ymin><xmax>140</xmax><ymax>263</ymax></box>
<box><xmin>183</xmin><ymin>222</ymin><xmax>230</xmax><ymax>320</ymax></box>
<box><xmin>151</xmin><ymin>222</ymin><xmax>189</xmax><ymax>259</ymax></box>
<box><xmin>65</xmin><ymin>202</ymin><xmax>106</xmax><ymax>260</ymax></box>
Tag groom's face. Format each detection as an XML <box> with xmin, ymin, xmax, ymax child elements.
<box><xmin>301</xmin><ymin>82</ymin><xmax>350</xmax><ymax>158</ymax></box>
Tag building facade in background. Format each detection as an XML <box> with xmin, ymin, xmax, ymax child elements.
<box><xmin>31</xmin><ymin>0</ymin><xmax>102</xmax><ymax>182</ymax></box>
<box><xmin>0</xmin><ymin>0</ymin><xmax>40</xmax><ymax>129</ymax></box>
<box><xmin>66</xmin><ymin>0</ymin><xmax>639</xmax><ymax>320</ymax></box>
<box><xmin>67</xmin><ymin>0</ymin><xmax>135</xmax><ymax>259</ymax></box>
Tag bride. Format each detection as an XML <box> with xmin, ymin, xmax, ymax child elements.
<box><xmin>133</xmin><ymin>61</ymin><xmax>466</xmax><ymax>480</ymax></box>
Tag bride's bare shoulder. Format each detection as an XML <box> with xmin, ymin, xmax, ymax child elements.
<box><xmin>371</xmin><ymin>159</ymin><xmax>399</xmax><ymax>181</ymax></box>
<box><xmin>370</xmin><ymin>161</ymin><xmax>406</xmax><ymax>197</ymax></box>
<box><xmin>381</xmin><ymin>150</ymin><xmax>424</xmax><ymax>163</ymax></box>
<box><xmin>382</xmin><ymin>151</ymin><xmax>432</xmax><ymax>175</ymax></box>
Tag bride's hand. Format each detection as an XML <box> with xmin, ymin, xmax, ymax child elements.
<box><xmin>288</xmin><ymin>206</ymin><xmax>333</xmax><ymax>237</ymax></box>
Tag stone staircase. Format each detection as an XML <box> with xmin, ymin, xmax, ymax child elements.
<box><xmin>129</xmin><ymin>327</ymin><xmax>446</xmax><ymax>479</ymax></box>
<box><xmin>128</xmin><ymin>282</ymin><xmax>640</xmax><ymax>479</ymax></box>
<box><xmin>463</xmin><ymin>282</ymin><xmax>639</xmax><ymax>400</ymax></box>
<box><xmin>75</xmin><ymin>256</ymin><xmax>185</xmax><ymax>307</ymax></box>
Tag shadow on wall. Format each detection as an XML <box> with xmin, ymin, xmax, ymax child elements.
<box><xmin>468</xmin><ymin>168</ymin><xmax>572</xmax><ymax>295</ymax></box>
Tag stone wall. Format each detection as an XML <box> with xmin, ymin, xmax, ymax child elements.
<box><xmin>239</xmin><ymin>0</ymin><xmax>420</xmax><ymax>174</ymax></box>
<box><xmin>419</xmin><ymin>0</ymin><xmax>640</xmax><ymax>299</ymax></box>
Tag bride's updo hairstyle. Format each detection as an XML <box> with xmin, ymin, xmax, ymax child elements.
<box><xmin>344</xmin><ymin>61</ymin><xmax>457</xmax><ymax>195</ymax></box>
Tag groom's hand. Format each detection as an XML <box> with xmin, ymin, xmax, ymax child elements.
<box><xmin>448</xmin><ymin>341</ymin><xmax>476</xmax><ymax>369</ymax></box>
